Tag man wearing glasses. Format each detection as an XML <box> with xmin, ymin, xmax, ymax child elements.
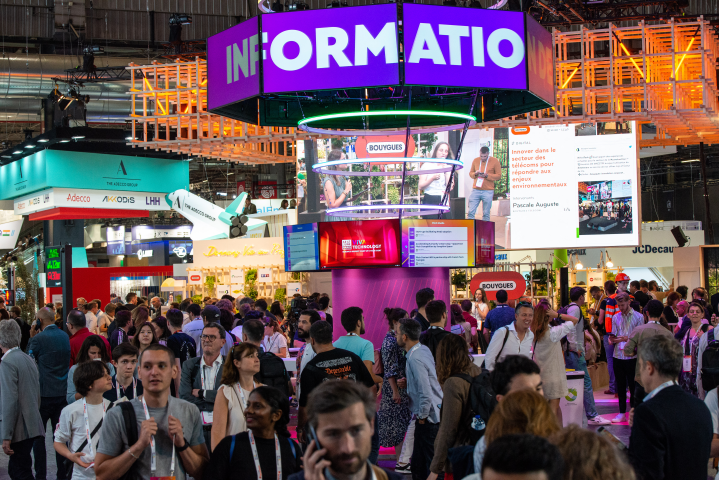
<box><xmin>180</xmin><ymin>322</ymin><xmax>226</xmax><ymax>448</ymax></box>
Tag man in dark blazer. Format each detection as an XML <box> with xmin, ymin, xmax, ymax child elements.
<box><xmin>0</xmin><ymin>319</ymin><xmax>45</xmax><ymax>480</ymax></box>
<box><xmin>179</xmin><ymin>322</ymin><xmax>225</xmax><ymax>449</ymax></box>
<box><xmin>629</xmin><ymin>334</ymin><xmax>712</xmax><ymax>480</ymax></box>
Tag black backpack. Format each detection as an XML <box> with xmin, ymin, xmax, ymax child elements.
<box><xmin>116</xmin><ymin>402</ymin><xmax>140</xmax><ymax>480</ymax></box>
<box><xmin>701</xmin><ymin>329</ymin><xmax>719</xmax><ymax>392</ymax></box>
<box><xmin>256</xmin><ymin>351</ymin><xmax>291</xmax><ymax>398</ymax></box>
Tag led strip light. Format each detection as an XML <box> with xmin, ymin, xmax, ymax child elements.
<box><xmin>312</xmin><ymin>157</ymin><xmax>463</xmax><ymax>177</ymax></box>
<box><xmin>297</xmin><ymin>110</ymin><xmax>477</xmax><ymax>136</ymax></box>
<box><xmin>326</xmin><ymin>204</ymin><xmax>450</xmax><ymax>218</ymax></box>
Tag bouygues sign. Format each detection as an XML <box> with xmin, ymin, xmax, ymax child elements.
<box><xmin>469</xmin><ymin>271</ymin><xmax>526</xmax><ymax>301</ymax></box>
<box><xmin>207</xmin><ymin>4</ymin><xmax>553</xmax><ymax>109</ymax></box>
<box><xmin>354</xmin><ymin>135</ymin><xmax>416</xmax><ymax>164</ymax></box>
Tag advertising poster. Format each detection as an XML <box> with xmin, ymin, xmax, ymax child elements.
<box><xmin>287</xmin><ymin>283</ymin><xmax>302</xmax><ymax>296</ymax></box>
<box><xmin>257</xmin><ymin>268</ymin><xmax>273</xmax><ymax>283</ymax></box>
<box><xmin>230</xmin><ymin>269</ymin><xmax>244</xmax><ymax>284</ymax></box>
<box><xmin>187</xmin><ymin>271</ymin><xmax>204</xmax><ymax>285</ymax></box>
<box><xmin>230</xmin><ymin>285</ymin><xmax>244</xmax><ymax>297</ymax></box>
<box><xmin>319</xmin><ymin>219</ymin><xmax>401</xmax><ymax>269</ymax></box>
<box><xmin>0</xmin><ymin>219</ymin><xmax>23</xmax><ymax>250</ymax></box>
<box><xmin>216</xmin><ymin>285</ymin><xmax>231</xmax><ymax>296</ymax></box>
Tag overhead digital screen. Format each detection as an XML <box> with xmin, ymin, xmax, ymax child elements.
<box><xmin>284</xmin><ymin>223</ymin><xmax>320</xmax><ymax>272</ymax></box>
<box><xmin>401</xmin><ymin>219</ymin><xmax>475</xmax><ymax>268</ymax></box>
<box><xmin>475</xmin><ymin>220</ymin><xmax>496</xmax><ymax>267</ymax></box>
<box><xmin>319</xmin><ymin>219</ymin><xmax>400</xmax><ymax>269</ymax></box>
<box><xmin>460</xmin><ymin>121</ymin><xmax>639</xmax><ymax>249</ymax></box>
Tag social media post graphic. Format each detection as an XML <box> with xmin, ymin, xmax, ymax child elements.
<box><xmin>578</xmin><ymin>180</ymin><xmax>634</xmax><ymax>237</ymax></box>
<box><xmin>401</xmin><ymin>219</ymin><xmax>474</xmax><ymax>267</ymax></box>
<box><xmin>284</xmin><ymin>223</ymin><xmax>320</xmax><ymax>272</ymax></box>
<box><xmin>319</xmin><ymin>219</ymin><xmax>400</xmax><ymax>269</ymax></box>
<box><xmin>459</xmin><ymin>122</ymin><xmax>639</xmax><ymax>250</ymax></box>
<box><xmin>475</xmin><ymin>220</ymin><xmax>495</xmax><ymax>266</ymax></box>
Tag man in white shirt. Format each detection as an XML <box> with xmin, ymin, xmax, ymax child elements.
<box><xmin>484</xmin><ymin>302</ymin><xmax>535</xmax><ymax>371</ymax></box>
<box><xmin>84</xmin><ymin>301</ymin><xmax>98</xmax><ymax>334</ymax></box>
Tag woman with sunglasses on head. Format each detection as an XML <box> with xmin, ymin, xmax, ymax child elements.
<box><xmin>131</xmin><ymin>322</ymin><xmax>159</xmax><ymax>358</ymax></box>
<box><xmin>530</xmin><ymin>299</ymin><xmax>579</xmax><ymax>424</ymax></box>
<box><xmin>208</xmin><ymin>386</ymin><xmax>301</xmax><ymax>480</ymax></box>
<box><xmin>67</xmin><ymin>335</ymin><xmax>116</xmax><ymax>404</ymax></box>
<box><xmin>263</xmin><ymin>318</ymin><xmax>288</xmax><ymax>358</ymax></box>
<box><xmin>211</xmin><ymin>343</ymin><xmax>263</xmax><ymax>451</ymax></box>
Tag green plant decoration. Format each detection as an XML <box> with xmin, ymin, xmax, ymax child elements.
<box><xmin>191</xmin><ymin>295</ymin><xmax>203</xmax><ymax>304</ymax></box>
<box><xmin>245</xmin><ymin>269</ymin><xmax>258</xmax><ymax>284</ymax></box>
<box><xmin>14</xmin><ymin>260</ymin><xmax>38</xmax><ymax>322</ymax></box>
<box><xmin>524</xmin><ymin>268</ymin><xmax>555</xmax><ymax>296</ymax></box>
<box><xmin>451</xmin><ymin>270</ymin><xmax>467</xmax><ymax>290</ymax></box>
<box><xmin>274</xmin><ymin>288</ymin><xmax>286</xmax><ymax>304</ymax></box>
<box><xmin>204</xmin><ymin>275</ymin><xmax>215</xmax><ymax>293</ymax></box>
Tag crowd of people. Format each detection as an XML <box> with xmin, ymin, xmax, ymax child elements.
<box><xmin>0</xmin><ymin>276</ymin><xmax>716</xmax><ymax>480</ymax></box>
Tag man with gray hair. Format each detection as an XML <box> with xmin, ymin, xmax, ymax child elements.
<box><xmin>628</xmin><ymin>335</ymin><xmax>712</xmax><ymax>480</ymax></box>
<box><xmin>0</xmin><ymin>319</ymin><xmax>45</xmax><ymax>480</ymax></box>
<box><xmin>150</xmin><ymin>296</ymin><xmax>163</xmax><ymax>319</ymax></box>
<box><xmin>28</xmin><ymin>306</ymin><xmax>71</xmax><ymax>480</ymax></box>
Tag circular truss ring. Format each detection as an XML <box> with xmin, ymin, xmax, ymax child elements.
<box><xmin>326</xmin><ymin>204</ymin><xmax>450</xmax><ymax>218</ymax></box>
<box><xmin>297</xmin><ymin>110</ymin><xmax>477</xmax><ymax>136</ymax></box>
<box><xmin>312</xmin><ymin>157</ymin><xmax>463</xmax><ymax>177</ymax></box>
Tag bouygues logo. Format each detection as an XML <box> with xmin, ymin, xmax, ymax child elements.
<box><xmin>469</xmin><ymin>271</ymin><xmax>526</xmax><ymax>301</ymax></box>
<box><xmin>511</xmin><ymin>127</ymin><xmax>530</xmax><ymax>135</ymax></box>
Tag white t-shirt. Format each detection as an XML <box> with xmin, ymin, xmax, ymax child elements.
<box><xmin>420</xmin><ymin>162</ymin><xmax>448</xmax><ymax>196</ymax></box>
<box><xmin>54</xmin><ymin>398</ymin><xmax>112</xmax><ymax>480</ymax></box>
<box><xmin>263</xmin><ymin>332</ymin><xmax>288</xmax><ymax>357</ymax></box>
<box><xmin>231</xmin><ymin>325</ymin><xmax>243</xmax><ymax>341</ymax></box>
<box><xmin>705</xmin><ymin>388</ymin><xmax>719</xmax><ymax>434</ymax></box>
<box><xmin>85</xmin><ymin>312</ymin><xmax>98</xmax><ymax>334</ymax></box>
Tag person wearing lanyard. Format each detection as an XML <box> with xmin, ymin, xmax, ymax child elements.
<box><xmin>609</xmin><ymin>292</ymin><xmax>645</xmax><ymax>424</ymax></box>
<box><xmin>395</xmin><ymin>318</ymin><xmax>443</xmax><ymax>480</ymax></box>
<box><xmin>54</xmin><ymin>361</ymin><xmax>113</xmax><ymax>479</ymax></box>
<box><xmin>95</xmin><ymin>344</ymin><xmax>209</xmax><ymax>480</ymax></box>
<box><xmin>104</xmin><ymin>343</ymin><xmax>143</xmax><ymax>403</ymax></box>
<box><xmin>418</xmin><ymin>301</ymin><xmax>450</xmax><ymax>362</ymax></box>
<box><xmin>211</xmin><ymin>343</ymin><xmax>262</xmax><ymax>451</ymax></box>
<box><xmin>467</xmin><ymin>145</ymin><xmax>502</xmax><ymax>221</ymax></box>
<box><xmin>482</xmin><ymin>290</ymin><xmax>516</xmax><ymax>342</ymax></box>
<box><xmin>208</xmin><ymin>386</ymin><xmax>301</xmax><ymax>480</ymax></box>
<box><xmin>179</xmin><ymin>322</ymin><xmax>226</xmax><ymax>449</ymax></box>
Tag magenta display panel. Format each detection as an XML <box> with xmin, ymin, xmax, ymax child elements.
<box><xmin>475</xmin><ymin>220</ymin><xmax>496</xmax><ymax>266</ymax></box>
<box><xmin>402</xmin><ymin>4</ymin><xmax>527</xmax><ymax>89</ymax></box>
<box><xmin>207</xmin><ymin>16</ymin><xmax>260</xmax><ymax>110</ymax></box>
<box><xmin>261</xmin><ymin>4</ymin><xmax>400</xmax><ymax>93</ymax></box>
<box><xmin>319</xmin><ymin>219</ymin><xmax>401</xmax><ymax>269</ymax></box>
<box><xmin>526</xmin><ymin>15</ymin><xmax>554</xmax><ymax>105</ymax></box>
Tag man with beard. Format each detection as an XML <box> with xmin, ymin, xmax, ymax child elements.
<box><xmin>292</xmin><ymin>380</ymin><xmax>403</xmax><ymax>480</ymax></box>
<box><xmin>295</xmin><ymin>309</ymin><xmax>322</xmax><ymax>404</ymax></box>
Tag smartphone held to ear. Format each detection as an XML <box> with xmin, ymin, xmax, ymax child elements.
<box><xmin>308</xmin><ymin>425</ymin><xmax>322</xmax><ymax>450</ymax></box>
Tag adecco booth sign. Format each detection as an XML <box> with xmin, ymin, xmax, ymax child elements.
<box><xmin>469</xmin><ymin>271</ymin><xmax>526</xmax><ymax>301</ymax></box>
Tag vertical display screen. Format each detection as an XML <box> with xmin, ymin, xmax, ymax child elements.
<box><xmin>284</xmin><ymin>223</ymin><xmax>320</xmax><ymax>272</ymax></box>
<box><xmin>475</xmin><ymin>220</ymin><xmax>496</xmax><ymax>266</ymax></box>
<box><xmin>318</xmin><ymin>219</ymin><xmax>400</xmax><ymax>269</ymax></box>
<box><xmin>401</xmin><ymin>219</ymin><xmax>475</xmax><ymax>267</ymax></box>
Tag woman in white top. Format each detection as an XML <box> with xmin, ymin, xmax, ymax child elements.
<box><xmin>263</xmin><ymin>318</ymin><xmax>288</xmax><ymax>357</ymax></box>
<box><xmin>472</xmin><ymin>288</ymin><xmax>490</xmax><ymax>328</ymax></box>
<box><xmin>210</xmin><ymin>343</ymin><xmax>262</xmax><ymax>451</ymax></box>
<box><xmin>418</xmin><ymin>142</ymin><xmax>455</xmax><ymax>219</ymax></box>
<box><xmin>54</xmin><ymin>361</ymin><xmax>113</xmax><ymax>480</ymax></box>
<box><xmin>530</xmin><ymin>299</ymin><xmax>579</xmax><ymax>425</ymax></box>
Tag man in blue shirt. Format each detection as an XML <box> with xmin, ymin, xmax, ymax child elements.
<box><xmin>396</xmin><ymin>317</ymin><xmax>443</xmax><ymax>480</ymax></box>
<box><xmin>27</xmin><ymin>306</ymin><xmax>71</xmax><ymax>480</ymax></box>
<box><xmin>483</xmin><ymin>289</ymin><xmax>516</xmax><ymax>341</ymax></box>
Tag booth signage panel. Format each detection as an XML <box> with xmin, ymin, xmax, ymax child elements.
<box><xmin>207</xmin><ymin>16</ymin><xmax>261</xmax><ymax>109</ymax></box>
<box><xmin>45</xmin><ymin>245</ymin><xmax>63</xmax><ymax>288</ymax></box>
<box><xmin>257</xmin><ymin>268</ymin><xmax>273</xmax><ymax>283</ymax></box>
<box><xmin>192</xmin><ymin>237</ymin><xmax>285</xmax><ymax>268</ymax></box>
<box><xmin>230</xmin><ymin>285</ymin><xmax>244</xmax><ymax>296</ymax></box>
<box><xmin>260</xmin><ymin>4</ymin><xmax>400</xmax><ymax>94</ymax></box>
<box><xmin>188</xmin><ymin>272</ymin><xmax>204</xmax><ymax>285</ymax></box>
<box><xmin>287</xmin><ymin>282</ymin><xmax>302</xmax><ymax>295</ymax></box>
<box><xmin>14</xmin><ymin>188</ymin><xmax>169</xmax><ymax>215</ymax></box>
<box><xmin>0</xmin><ymin>151</ymin><xmax>189</xmax><ymax>200</ymax></box>
<box><xmin>469</xmin><ymin>271</ymin><xmax>526</xmax><ymax>300</ymax></box>
<box><xmin>132</xmin><ymin>225</ymin><xmax>192</xmax><ymax>240</ymax></box>
<box><xmin>402</xmin><ymin>4</ymin><xmax>526</xmax><ymax>89</ymax></box>
<box><xmin>525</xmin><ymin>15</ymin><xmax>554</xmax><ymax>105</ymax></box>
<box><xmin>0</xmin><ymin>219</ymin><xmax>23</xmax><ymax>250</ymax></box>
<box><xmin>230</xmin><ymin>269</ymin><xmax>244</xmax><ymax>283</ymax></box>
<box><xmin>216</xmin><ymin>285</ymin><xmax>231</xmax><ymax>296</ymax></box>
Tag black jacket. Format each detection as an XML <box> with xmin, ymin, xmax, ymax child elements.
<box><xmin>628</xmin><ymin>384</ymin><xmax>712</xmax><ymax>480</ymax></box>
<box><xmin>419</xmin><ymin>327</ymin><xmax>450</xmax><ymax>362</ymax></box>
<box><xmin>289</xmin><ymin>465</ymin><xmax>404</xmax><ymax>480</ymax></box>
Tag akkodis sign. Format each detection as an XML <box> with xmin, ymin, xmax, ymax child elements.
<box><xmin>207</xmin><ymin>4</ymin><xmax>553</xmax><ymax>109</ymax></box>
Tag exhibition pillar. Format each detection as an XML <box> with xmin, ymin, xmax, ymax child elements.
<box><xmin>331</xmin><ymin>267</ymin><xmax>450</xmax><ymax>347</ymax></box>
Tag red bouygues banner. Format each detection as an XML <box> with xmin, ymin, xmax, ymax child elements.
<box><xmin>319</xmin><ymin>219</ymin><xmax>401</xmax><ymax>269</ymax></box>
<box><xmin>469</xmin><ymin>271</ymin><xmax>527</xmax><ymax>301</ymax></box>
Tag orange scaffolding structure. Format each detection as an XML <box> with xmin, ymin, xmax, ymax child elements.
<box><xmin>479</xmin><ymin>17</ymin><xmax>719</xmax><ymax>147</ymax></box>
<box><xmin>127</xmin><ymin>58</ymin><xmax>317</xmax><ymax>164</ymax></box>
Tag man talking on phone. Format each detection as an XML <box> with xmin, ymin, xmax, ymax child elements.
<box><xmin>292</xmin><ymin>380</ymin><xmax>403</xmax><ymax>480</ymax></box>
<box><xmin>467</xmin><ymin>146</ymin><xmax>501</xmax><ymax>221</ymax></box>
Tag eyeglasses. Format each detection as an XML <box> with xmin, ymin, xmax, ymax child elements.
<box><xmin>201</xmin><ymin>334</ymin><xmax>219</xmax><ymax>341</ymax></box>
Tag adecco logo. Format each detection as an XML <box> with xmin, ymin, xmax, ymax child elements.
<box><xmin>66</xmin><ymin>194</ymin><xmax>91</xmax><ymax>203</ymax></box>
<box><xmin>469</xmin><ymin>271</ymin><xmax>526</xmax><ymax>301</ymax></box>
<box><xmin>511</xmin><ymin>127</ymin><xmax>530</xmax><ymax>135</ymax></box>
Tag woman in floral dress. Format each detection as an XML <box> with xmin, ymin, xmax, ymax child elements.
<box><xmin>377</xmin><ymin>307</ymin><xmax>412</xmax><ymax>469</ymax></box>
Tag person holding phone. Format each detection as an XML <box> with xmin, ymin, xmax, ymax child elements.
<box><xmin>208</xmin><ymin>386</ymin><xmax>301</xmax><ymax>480</ymax></box>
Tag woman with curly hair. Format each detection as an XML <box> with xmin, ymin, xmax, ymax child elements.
<box><xmin>430</xmin><ymin>334</ymin><xmax>483</xmax><ymax>478</ymax></box>
<box><xmin>550</xmin><ymin>425</ymin><xmax>635</xmax><ymax>480</ymax></box>
<box><xmin>530</xmin><ymin>299</ymin><xmax>579</xmax><ymax>423</ymax></box>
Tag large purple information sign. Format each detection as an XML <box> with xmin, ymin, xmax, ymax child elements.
<box><xmin>207</xmin><ymin>16</ymin><xmax>260</xmax><ymax>110</ymax></box>
<box><xmin>261</xmin><ymin>4</ymin><xmax>400</xmax><ymax>93</ymax></box>
<box><xmin>402</xmin><ymin>4</ymin><xmax>527</xmax><ymax>90</ymax></box>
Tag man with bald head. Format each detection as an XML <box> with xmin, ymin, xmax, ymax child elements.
<box><xmin>151</xmin><ymin>296</ymin><xmax>163</xmax><ymax>319</ymax></box>
<box><xmin>28</xmin><ymin>306</ymin><xmax>72</xmax><ymax>480</ymax></box>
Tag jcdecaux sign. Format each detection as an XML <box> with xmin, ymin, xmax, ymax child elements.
<box><xmin>207</xmin><ymin>4</ymin><xmax>553</xmax><ymax>110</ymax></box>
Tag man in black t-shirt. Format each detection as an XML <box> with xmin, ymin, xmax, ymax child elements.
<box><xmin>413</xmin><ymin>287</ymin><xmax>434</xmax><ymax>331</ymax></box>
<box><xmin>296</xmin><ymin>321</ymin><xmax>374</xmax><ymax>444</ymax></box>
<box><xmin>418</xmin><ymin>300</ymin><xmax>450</xmax><ymax>361</ymax></box>
<box><xmin>165</xmin><ymin>308</ymin><xmax>197</xmax><ymax>394</ymax></box>
<box><xmin>630</xmin><ymin>281</ymin><xmax>650</xmax><ymax>308</ymax></box>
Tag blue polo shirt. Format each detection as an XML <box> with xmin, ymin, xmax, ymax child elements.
<box><xmin>484</xmin><ymin>304</ymin><xmax>516</xmax><ymax>338</ymax></box>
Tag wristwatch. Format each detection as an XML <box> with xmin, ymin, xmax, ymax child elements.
<box><xmin>177</xmin><ymin>437</ymin><xmax>190</xmax><ymax>452</ymax></box>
